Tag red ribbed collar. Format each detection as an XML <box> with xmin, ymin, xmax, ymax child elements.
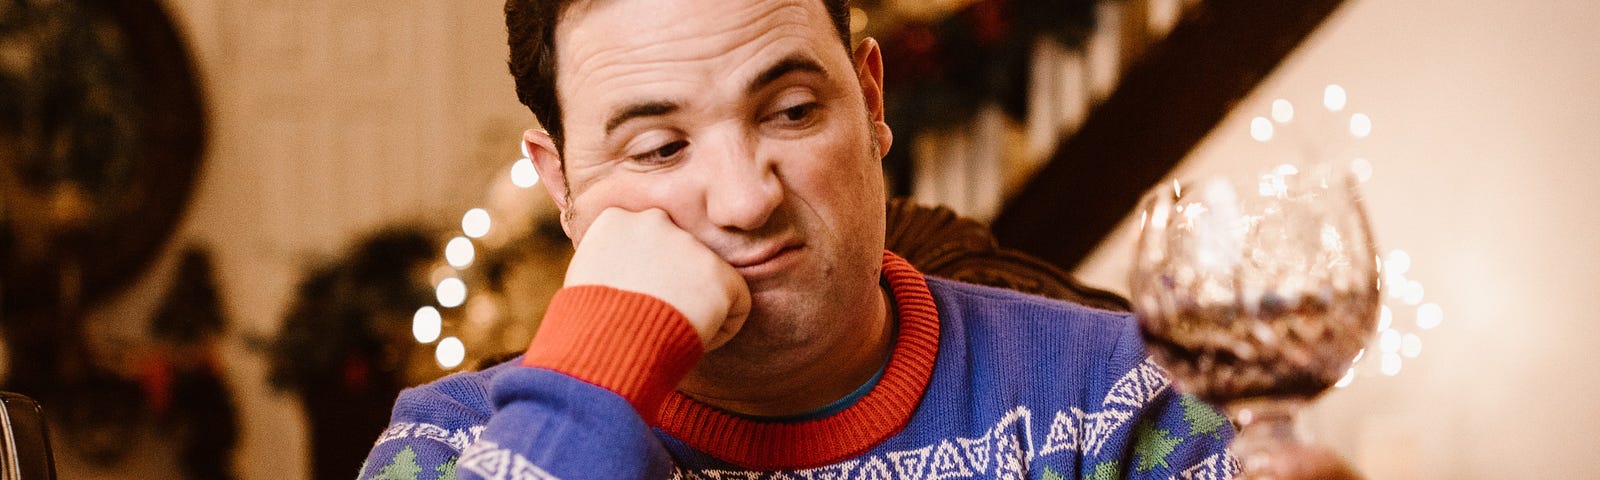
<box><xmin>654</xmin><ymin>251</ymin><xmax>941</xmax><ymax>470</ymax></box>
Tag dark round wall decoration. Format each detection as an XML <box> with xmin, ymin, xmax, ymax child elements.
<box><xmin>0</xmin><ymin>0</ymin><xmax>206</xmax><ymax>318</ymax></box>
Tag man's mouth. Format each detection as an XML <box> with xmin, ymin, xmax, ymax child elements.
<box><xmin>728</xmin><ymin>243</ymin><xmax>804</xmax><ymax>280</ymax></box>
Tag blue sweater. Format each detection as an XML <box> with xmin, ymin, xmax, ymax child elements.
<box><xmin>358</xmin><ymin>253</ymin><xmax>1236</xmax><ymax>479</ymax></box>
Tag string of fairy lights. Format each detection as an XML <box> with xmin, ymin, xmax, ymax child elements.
<box><xmin>411</xmin><ymin>149</ymin><xmax>541</xmax><ymax>369</ymax></box>
<box><xmin>1247</xmin><ymin>84</ymin><xmax>1443</xmax><ymax>388</ymax></box>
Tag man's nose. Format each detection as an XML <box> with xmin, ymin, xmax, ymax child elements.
<box><xmin>701</xmin><ymin>131</ymin><xmax>782</xmax><ymax>232</ymax></box>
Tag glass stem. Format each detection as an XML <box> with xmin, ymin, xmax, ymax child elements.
<box><xmin>1226</xmin><ymin>397</ymin><xmax>1363</xmax><ymax>480</ymax></box>
<box><xmin>1229</xmin><ymin>397</ymin><xmax>1308</xmax><ymax>477</ymax></box>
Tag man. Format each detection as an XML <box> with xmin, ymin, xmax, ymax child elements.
<box><xmin>359</xmin><ymin>0</ymin><xmax>1238</xmax><ymax>478</ymax></box>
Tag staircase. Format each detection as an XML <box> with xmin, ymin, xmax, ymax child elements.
<box><xmin>890</xmin><ymin>0</ymin><xmax>1349</xmax><ymax>270</ymax></box>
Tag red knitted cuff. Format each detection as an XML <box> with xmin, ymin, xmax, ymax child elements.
<box><xmin>521</xmin><ymin>285</ymin><xmax>704</xmax><ymax>421</ymax></box>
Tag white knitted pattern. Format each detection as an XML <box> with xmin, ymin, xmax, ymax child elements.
<box><xmin>667</xmin><ymin>358</ymin><xmax>1219</xmax><ymax>480</ymax></box>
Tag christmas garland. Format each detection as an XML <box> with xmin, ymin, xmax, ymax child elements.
<box><xmin>877</xmin><ymin>0</ymin><xmax>1098</xmax><ymax>193</ymax></box>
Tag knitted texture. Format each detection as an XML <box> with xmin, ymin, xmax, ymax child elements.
<box><xmin>521</xmin><ymin>285</ymin><xmax>703</xmax><ymax>422</ymax></box>
<box><xmin>654</xmin><ymin>251</ymin><xmax>940</xmax><ymax>468</ymax></box>
<box><xmin>357</xmin><ymin>252</ymin><xmax>1239</xmax><ymax>480</ymax></box>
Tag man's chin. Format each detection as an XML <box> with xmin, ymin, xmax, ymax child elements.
<box><xmin>708</xmin><ymin>301</ymin><xmax>808</xmax><ymax>356</ymax></box>
<box><xmin>695</xmin><ymin>325</ymin><xmax>806</xmax><ymax>379</ymax></box>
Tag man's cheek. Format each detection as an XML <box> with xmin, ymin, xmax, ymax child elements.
<box><xmin>570</xmin><ymin>181</ymin><xmax>671</xmax><ymax>233</ymax></box>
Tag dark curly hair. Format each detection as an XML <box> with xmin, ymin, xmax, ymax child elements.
<box><xmin>505</xmin><ymin>0</ymin><xmax>854</xmax><ymax>154</ymax></box>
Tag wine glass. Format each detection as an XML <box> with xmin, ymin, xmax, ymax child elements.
<box><xmin>1130</xmin><ymin>163</ymin><xmax>1380</xmax><ymax>479</ymax></box>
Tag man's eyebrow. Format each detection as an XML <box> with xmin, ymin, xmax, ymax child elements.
<box><xmin>747</xmin><ymin>54</ymin><xmax>827</xmax><ymax>95</ymax></box>
<box><xmin>601</xmin><ymin>56</ymin><xmax>824</xmax><ymax>136</ymax></box>
<box><xmin>605</xmin><ymin>101</ymin><xmax>680</xmax><ymax>135</ymax></box>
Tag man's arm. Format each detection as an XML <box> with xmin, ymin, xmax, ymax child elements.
<box><xmin>356</xmin><ymin>208</ymin><xmax>747</xmax><ymax>479</ymax></box>
<box><xmin>356</xmin><ymin>286</ymin><xmax>699</xmax><ymax>480</ymax></box>
<box><xmin>358</xmin><ymin>382</ymin><xmax>489</xmax><ymax>480</ymax></box>
<box><xmin>461</xmin><ymin>285</ymin><xmax>701</xmax><ymax>479</ymax></box>
<box><xmin>465</xmin><ymin>355</ymin><xmax>681</xmax><ymax>479</ymax></box>
<box><xmin>1093</xmin><ymin>319</ymin><xmax>1240</xmax><ymax>480</ymax></box>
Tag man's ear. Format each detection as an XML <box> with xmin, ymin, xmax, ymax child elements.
<box><xmin>853</xmin><ymin>37</ymin><xmax>893</xmax><ymax>157</ymax></box>
<box><xmin>523</xmin><ymin>128</ymin><xmax>574</xmax><ymax>237</ymax></box>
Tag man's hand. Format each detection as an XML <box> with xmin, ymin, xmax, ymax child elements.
<box><xmin>563</xmin><ymin>207</ymin><xmax>750</xmax><ymax>351</ymax></box>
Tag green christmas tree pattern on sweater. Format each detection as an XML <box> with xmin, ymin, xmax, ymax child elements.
<box><xmin>362</xmin><ymin>446</ymin><xmax>458</xmax><ymax>480</ymax></box>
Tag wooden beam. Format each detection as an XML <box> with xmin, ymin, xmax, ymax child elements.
<box><xmin>1119</xmin><ymin>0</ymin><xmax>1152</xmax><ymax>66</ymax></box>
<box><xmin>990</xmin><ymin>0</ymin><xmax>1348</xmax><ymax>270</ymax></box>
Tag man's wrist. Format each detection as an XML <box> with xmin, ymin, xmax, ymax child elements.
<box><xmin>521</xmin><ymin>285</ymin><xmax>704</xmax><ymax>422</ymax></box>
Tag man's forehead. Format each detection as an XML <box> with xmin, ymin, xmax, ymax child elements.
<box><xmin>558</xmin><ymin>0</ymin><xmax>831</xmax><ymax>38</ymax></box>
<box><xmin>554</xmin><ymin>0</ymin><xmax>835</xmax><ymax>73</ymax></box>
<box><xmin>552</xmin><ymin>0</ymin><xmax>844</xmax><ymax>126</ymax></box>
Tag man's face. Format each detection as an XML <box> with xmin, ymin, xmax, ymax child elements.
<box><xmin>543</xmin><ymin>0</ymin><xmax>892</xmax><ymax>352</ymax></box>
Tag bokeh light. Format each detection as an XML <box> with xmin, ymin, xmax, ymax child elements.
<box><xmin>445</xmin><ymin>237</ymin><xmax>475</xmax><ymax>268</ymax></box>
<box><xmin>1350</xmin><ymin>158</ymin><xmax>1373</xmax><ymax>183</ymax></box>
<box><xmin>1380</xmin><ymin>329</ymin><xmax>1402</xmax><ymax>354</ymax></box>
<box><xmin>1349</xmin><ymin>113</ymin><xmax>1373</xmax><ymax>138</ymax></box>
<box><xmin>436</xmin><ymin>277</ymin><xmax>467</xmax><ymax>308</ymax></box>
<box><xmin>462</xmin><ymin>208</ymin><xmax>491</xmax><ymax>238</ymax></box>
<box><xmin>1381</xmin><ymin>353</ymin><xmax>1402</xmax><ymax>376</ymax></box>
<box><xmin>1402</xmin><ymin>333</ymin><xmax>1423</xmax><ymax>358</ymax></box>
<box><xmin>1417</xmin><ymin>303</ymin><xmax>1444</xmax><ymax>329</ymax></box>
<box><xmin>1324</xmin><ymin>84</ymin><xmax>1347</xmax><ymax>111</ymax></box>
<box><xmin>412</xmin><ymin>306</ymin><xmax>442</xmax><ymax>343</ymax></box>
<box><xmin>511</xmin><ymin>158</ymin><xmax>539</xmax><ymax>188</ymax></box>
<box><xmin>436</xmin><ymin>337</ymin><xmax>465</xmax><ymax>369</ymax></box>
<box><xmin>1250</xmin><ymin>116</ymin><xmax>1274</xmax><ymax>142</ymax></box>
<box><xmin>1271</xmin><ymin>99</ymin><xmax>1295</xmax><ymax>123</ymax></box>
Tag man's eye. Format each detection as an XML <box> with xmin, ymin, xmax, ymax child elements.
<box><xmin>771</xmin><ymin>102</ymin><xmax>819</xmax><ymax>125</ymax></box>
<box><xmin>629</xmin><ymin>140</ymin><xmax>688</xmax><ymax>164</ymax></box>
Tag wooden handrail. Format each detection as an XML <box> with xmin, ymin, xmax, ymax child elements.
<box><xmin>990</xmin><ymin>0</ymin><xmax>1349</xmax><ymax>270</ymax></box>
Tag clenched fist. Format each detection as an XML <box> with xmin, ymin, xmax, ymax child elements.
<box><xmin>563</xmin><ymin>208</ymin><xmax>751</xmax><ymax>351</ymax></box>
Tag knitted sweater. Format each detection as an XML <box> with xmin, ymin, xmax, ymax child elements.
<box><xmin>358</xmin><ymin>252</ymin><xmax>1237</xmax><ymax>479</ymax></box>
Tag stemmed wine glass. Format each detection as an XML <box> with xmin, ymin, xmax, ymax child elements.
<box><xmin>1130</xmin><ymin>163</ymin><xmax>1380</xmax><ymax>479</ymax></box>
